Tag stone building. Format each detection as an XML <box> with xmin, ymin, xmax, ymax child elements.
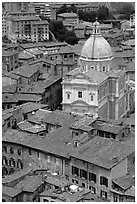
<box><xmin>62</xmin><ymin>20</ymin><xmax>130</xmax><ymax>120</ymax></box>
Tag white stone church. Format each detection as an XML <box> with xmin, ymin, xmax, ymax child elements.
<box><xmin>62</xmin><ymin>20</ymin><xmax>130</xmax><ymax>120</ymax></box>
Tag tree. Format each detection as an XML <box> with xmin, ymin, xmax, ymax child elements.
<box><xmin>57</xmin><ymin>4</ymin><xmax>68</xmax><ymax>14</ymax></box>
<box><xmin>49</xmin><ymin>19</ymin><xmax>78</xmax><ymax>44</ymax></box>
<box><xmin>97</xmin><ymin>5</ymin><xmax>109</xmax><ymax>21</ymax></box>
<box><xmin>65</xmin><ymin>30</ymin><xmax>78</xmax><ymax>45</ymax></box>
<box><xmin>68</xmin><ymin>4</ymin><xmax>77</xmax><ymax>13</ymax></box>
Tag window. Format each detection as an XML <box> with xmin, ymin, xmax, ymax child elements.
<box><xmin>89</xmin><ymin>172</ymin><xmax>96</xmax><ymax>183</ymax></box>
<box><xmin>7</xmin><ymin>121</ymin><xmax>10</xmax><ymax>128</ymax></box>
<box><xmin>17</xmin><ymin>159</ymin><xmax>23</xmax><ymax>169</ymax></box>
<box><xmin>44</xmin><ymin>154</ymin><xmax>47</xmax><ymax>160</ymax></box>
<box><xmin>2</xmin><ymin>156</ymin><xmax>8</xmax><ymax>165</ymax></box>
<box><xmin>100</xmin><ymin>176</ymin><xmax>108</xmax><ymax>187</ymax></box>
<box><xmin>46</xmin><ymin>97</ymin><xmax>49</xmax><ymax>103</ymax></box>
<box><xmin>47</xmin><ymin>155</ymin><xmax>50</xmax><ymax>162</ymax></box>
<box><xmin>100</xmin><ymin>190</ymin><xmax>107</xmax><ymax>199</ymax></box>
<box><xmin>64</xmin><ymin>54</ymin><xmax>67</xmax><ymax>59</ymax></box>
<box><xmin>36</xmin><ymin>152</ymin><xmax>40</xmax><ymax>158</ymax></box>
<box><xmin>82</xmin><ymin>182</ymin><xmax>85</xmax><ymax>188</ymax></box>
<box><xmin>39</xmin><ymin>132</ymin><xmax>44</xmax><ymax>137</ymax></box>
<box><xmin>78</xmin><ymin>91</ymin><xmax>82</xmax><ymax>98</ymax></box>
<box><xmin>121</xmin><ymin>83</ymin><xmax>123</xmax><ymax>90</ymax></box>
<box><xmin>67</xmin><ymin>93</ymin><xmax>70</xmax><ymax>99</ymax></box>
<box><xmin>56</xmin><ymin>158</ymin><xmax>59</xmax><ymax>165</ymax></box>
<box><xmin>3</xmin><ymin>146</ymin><xmax>7</xmax><ymax>153</ymax></box>
<box><xmin>10</xmin><ymin>147</ymin><xmax>14</xmax><ymax>154</ymax></box>
<box><xmin>91</xmin><ymin>95</ymin><xmax>93</xmax><ymax>101</ymax></box>
<box><xmin>65</xmin><ymin>160</ymin><xmax>69</xmax><ymax>167</ymax></box>
<box><xmin>72</xmin><ymin>166</ymin><xmax>79</xmax><ymax>176</ymax></box>
<box><xmin>28</xmin><ymin>149</ymin><xmax>32</xmax><ymax>156</ymax></box>
<box><xmin>18</xmin><ymin>149</ymin><xmax>22</xmax><ymax>155</ymax></box>
<box><xmin>89</xmin><ymin>186</ymin><xmax>96</xmax><ymax>194</ymax></box>
<box><xmin>74</xmin><ymin>141</ymin><xmax>78</xmax><ymax>147</ymax></box>
<box><xmin>113</xmin><ymin>194</ymin><xmax>118</xmax><ymax>202</ymax></box>
<box><xmin>72</xmin><ymin>178</ymin><xmax>78</xmax><ymax>184</ymax></box>
<box><xmin>9</xmin><ymin>158</ymin><xmax>15</xmax><ymax>167</ymax></box>
<box><xmin>24</xmin><ymin>114</ymin><xmax>28</xmax><ymax>120</ymax></box>
<box><xmin>75</xmin><ymin>132</ymin><xmax>79</xmax><ymax>136</ymax></box>
<box><xmin>80</xmin><ymin>169</ymin><xmax>87</xmax><ymax>180</ymax></box>
<box><xmin>111</xmin><ymin>134</ymin><xmax>116</xmax><ymax>140</ymax></box>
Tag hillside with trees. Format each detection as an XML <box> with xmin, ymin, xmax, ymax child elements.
<box><xmin>49</xmin><ymin>19</ymin><xmax>78</xmax><ymax>45</ymax></box>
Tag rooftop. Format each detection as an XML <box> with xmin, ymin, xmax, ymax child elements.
<box><xmin>12</xmin><ymin>64</ymin><xmax>39</xmax><ymax>78</ymax></box>
<box><xmin>13</xmin><ymin>16</ymin><xmax>40</xmax><ymax>22</ymax></box>
<box><xmin>19</xmin><ymin>42</ymin><xmax>67</xmax><ymax>50</ymax></box>
<box><xmin>2</xmin><ymin>50</ymin><xmax>18</xmax><ymax>57</ymax></box>
<box><xmin>2</xmin><ymin>84</ymin><xmax>17</xmax><ymax>94</ymax></box>
<box><xmin>46</xmin><ymin>175</ymin><xmax>70</xmax><ymax>188</ymax></box>
<box><xmin>112</xmin><ymin>174</ymin><xmax>135</xmax><ymax>190</ymax></box>
<box><xmin>121</xmin><ymin>39</ymin><xmax>135</xmax><ymax>47</ymax></box>
<box><xmin>32</xmin><ymin>20</ymin><xmax>49</xmax><ymax>25</ymax></box>
<box><xmin>2</xmin><ymin>167</ymin><xmax>33</xmax><ymax>185</ymax></box>
<box><xmin>19</xmin><ymin>51</ymin><xmax>34</xmax><ymax>59</ymax></box>
<box><xmin>2</xmin><ymin>77</ymin><xmax>16</xmax><ymax>88</ymax></box>
<box><xmin>2</xmin><ymin>186</ymin><xmax>22</xmax><ymax>198</ymax></box>
<box><xmin>14</xmin><ymin>175</ymin><xmax>43</xmax><ymax>192</ymax></box>
<box><xmin>18</xmin><ymin>120</ymin><xmax>46</xmax><ymax>134</ymax></box>
<box><xmin>21</xmin><ymin>102</ymin><xmax>47</xmax><ymax>114</ymax></box>
<box><xmin>70</xmin><ymin>115</ymin><xmax>95</xmax><ymax>130</ymax></box>
<box><xmin>70</xmin><ymin>136</ymin><xmax>134</xmax><ymax>169</ymax></box>
<box><xmin>2</xmin><ymin>126</ymin><xmax>73</xmax><ymax>158</ymax></box>
<box><xmin>57</xmin><ymin>12</ymin><xmax>78</xmax><ymax>18</ymax></box>
<box><xmin>97</xmin><ymin>123</ymin><xmax>124</xmax><ymax>134</ymax></box>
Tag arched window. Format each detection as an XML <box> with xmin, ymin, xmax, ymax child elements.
<box><xmin>2</xmin><ymin>146</ymin><xmax>7</xmax><ymax>153</ymax></box>
<box><xmin>9</xmin><ymin>158</ymin><xmax>15</xmax><ymax>167</ymax></box>
<box><xmin>2</xmin><ymin>156</ymin><xmax>8</xmax><ymax>166</ymax></box>
<box><xmin>9</xmin><ymin>168</ymin><xmax>15</xmax><ymax>175</ymax></box>
<box><xmin>17</xmin><ymin>159</ymin><xmax>23</xmax><ymax>169</ymax></box>
<box><xmin>2</xmin><ymin>167</ymin><xmax>8</xmax><ymax>177</ymax></box>
<box><xmin>12</xmin><ymin>119</ymin><xmax>17</xmax><ymax>129</ymax></box>
<box><xmin>17</xmin><ymin>149</ymin><xmax>22</xmax><ymax>156</ymax></box>
<box><xmin>10</xmin><ymin>147</ymin><xmax>14</xmax><ymax>154</ymax></box>
<box><xmin>43</xmin><ymin>63</ymin><xmax>46</xmax><ymax>67</ymax></box>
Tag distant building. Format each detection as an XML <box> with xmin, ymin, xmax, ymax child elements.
<box><xmin>6</xmin><ymin>15</ymin><xmax>49</xmax><ymax>43</ymax></box>
<box><xmin>2</xmin><ymin>9</ymin><xmax>8</xmax><ymax>36</ymax></box>
<box><xmin>130</xmin><ymin>13</ymin><xmax>135</xmax><ymax>28</ymax></box>
<box><xmin>57</xmin><ymin>13</ymin><xmax>79</xmax><ymax>24</ymax></box>
<box><xmin>2</xmin><ymin>49</ymin><xmax>19</xmax><ymax>72</ymax></box>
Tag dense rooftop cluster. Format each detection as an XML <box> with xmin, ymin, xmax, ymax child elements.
<box><xmin>2</xmin><ymin>2</ymin><xmax>135</xmax><ymax>202</ymax></box>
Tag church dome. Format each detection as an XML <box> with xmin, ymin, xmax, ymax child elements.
<box><xmin>81</xmin><ymin>20</ymin><xmax>113</xmax><ymax>60</ymax></box>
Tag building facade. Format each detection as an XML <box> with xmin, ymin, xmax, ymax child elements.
<box><xmin>6</xmin><ymin>16</ymin><xmax>49</xmax><ymax>43</ymax></box>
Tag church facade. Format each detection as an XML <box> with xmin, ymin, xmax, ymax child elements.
<box><xmin>62</xmin><ymin>20</ymin><xmax>130</xmax><ymax>120</ymax></box>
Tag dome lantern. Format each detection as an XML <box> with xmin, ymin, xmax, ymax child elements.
<box><xmin>92</xmin><ymin>18</ymin><xmax>100</xmax><ymax>35</ymax></box>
